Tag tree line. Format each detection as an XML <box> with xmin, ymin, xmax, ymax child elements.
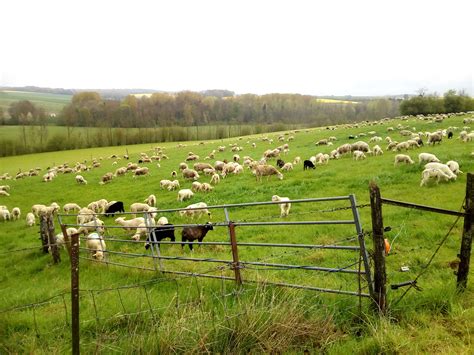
<box><xmin>399</xmin><ymin>90</ymin><xmax>474</xmax><ymax>116</ymax></box>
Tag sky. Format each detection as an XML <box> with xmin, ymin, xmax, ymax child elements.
<box><xmin>1</xmin><ymin>0</ymin><xmax>472</xmax><ymax>96</ymax></box>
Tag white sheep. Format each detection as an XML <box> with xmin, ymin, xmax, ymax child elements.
<box><xmin>75</xmin><ymin>175</ymin><xmax>88</xmax><ymax>184</ymax></box>
<box><xmin>281</xmin><ymin>162</ymin><xmax>294</xmax><ymax>171</ymax></box>
<box><xmin>201</xmin><ymin>183</ymin><xmax>214</xmax><ymax>192</ymax></box>
<box><xmin>210</xmin><ymin>173</ymin><xmax>220</xmax><ymax>185</ymax></box>
<box><xmin>179</xmin><ymin>202</ymin><xmax>211</xmax><ymax>219</ymax></box>
<box><xmin>115</xmin><ymin>217</ymin><xmax>146</xmax><ymax>232</ymax></box>
<box><xmin>63</xmin><ymin>203</ymin><xmax>81</xmax><ymax>214</ymax></box>
<box><xmin>0</xmin><ymin>185</ymin><xmax>10</xmax><ymax>192</ymax></box>
<box><xmin>86</xmin><ymin>233</ymin><xmax>106</xmax><ymax>261</ymax></box>
<box><xmin>353</xmin><ymin>150</ymin><xmax>366</xmax><ymax>161</ymax></box>
<box><xmin>372</xmin><ymin>145</ymin><xmax>383</xmax><ymax>156</ymax></box>
<box><xmin>26</xmin><ymin>212</ymin><xmax>36</xmax><ymax>227</ymax></box>
<box><xmin>418</xmin><ymin>153</ymin><xmax>440</xmax><ymax>164</ymax></box>
<box><xmin>11</xmin><ymin>207</ymin><xmax>20</xmax><ymax>221</ymax></box>
<box><xmin>420</xmin><ymin>168</ymin><xmax>452</xmax><ymax>186</ymax></box>
<box><xmin>394</xmin><ymin>154</ymin><xmax>414</xmax><ymax>166</ymax></box>
<box><xmin>191</xmin><ymin>181</ymin><xmax>203</xmax><ymax>192</ymax></box>
<box><xmin>272</xmin><ymin>195</ymin><xmax>291</xmax><ymax>217</ymax></box>
<box><xmin>130</xmin><ymin>203</ymin><xmax>151</xmax><ymax>216</ymax></box>
<box><xmin>157</xmin><ymin>216</ymin><xmax>169</xmax><ymax>225</ymax></box>
<box><xmin>0</xmin><ymin>190</ymin><xmax>10</xmax><ymax>196</ymax></box>
<box><xmin>144</xmin><ymin>194</ymin><xmax>157</xmax><ymax>207</ymax></box>
<box><xmin>0</xmin><ymin>207</ymin><xmax>10</xmax><ymax>221</ymax></box>
<box><xmin>77</xmin><ymin>219</ymin><xmax>105</xmax><ymax>235</ymax></box>
<box><xmin>177</xmin><ymin>189</ymin><xmax>194</xmax><ymax>202</ymax></box>
<box><xmin>446</xmin><ymin>160</ymin><xmax>463</xmax><ymax>175</ymax></box>
<box><xmin>424</xmin><ymin>163</ymin><xmax>457</xmax><ymax>180</ymax></box>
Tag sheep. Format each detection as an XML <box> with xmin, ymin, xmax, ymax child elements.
<box><xmin>293</xmin><ymin>157</ymin><xmax>301</xmax><ymax>165</ymax></box>
<box><xmin>171</xmin><ymin>170</ymin><xmax>178</xmax><ymax>178</ymax></box>
<box><xmin>303</xmin><ymin>160</ymin><xmax>315</xmax><ymax>170</ymax></box>
<box><xmin>427</xmin><ymin>132</ymin><xmax>442</xmax><ymax>145</ymax></box>
<box><xmin>272</xmin><ymin>195</ymin><xmax>291</xmax><ymax>217</ymax></box>
<box><xmin>133</xmin><ymin>167</ymin><xmax>149</xmax><ymax>177</ymax></box>
<box><xmin>115</xmin><ymin>167</ymin><xmax>127</xmax><ymax>176</ymax></box>
<box><xmin>372</xmin><ymin>145</ymin><xmax>383</xmax><ymax>156</ymax></box>
<box><xmin>252</xmin><ymin>165</ymin><xmax>283</xmax><ymax>181</ymax></box>
<box><xmin>85</xmin><ymin>233</ymin><xmax>106</xmax><ymax>261</ymax></box>
<box><xmin>424</xmin><ymin>163</ymin><xmax>457</xmax><ymax>180</ymax></box>
<box><xmin>353</xmin><ymin>150</ymin><xmax>366</xmax><ymax>161</ymax></box>
<box><xmin>0</xmin><ymin>208</ymin><xmax>10</xmax><ymax>221</ymax></box>
<box><xmin>394</xmin><ymin>141</ymin><xmax>410</xmax><ymax>151</ymax></box>
<box><xmin>77</xmin><ymin>219</ymin><xmax>106</xmax><ymax>235</ymax></box>
<box><xmin>276</xmin><ymin>159</ymin><xmax>285</xmax><ymax>168</ymax></box>
<box><xmin>201</xmin><ymin>183</ymin><xmax>214</xmax><ymax>192</ymax></box>
<box><xmin>105</xmin><ymin>201</ymin><xmax>124</xmax><ymax>217</ymax></box>
<box><xmin>394</xmin><ymin>154</ymin><xmax>414</xmax><ymax>166</ymax></box>
<box><xmin>420</xmin><ymin>168</ymin><xmax>452</xmax><ymax>187</ymax></box>
<box><xmin>179</xmin><ymin>162</ymin><xmax>188</xmax><ymax>171</ymax></box>
<box><xmin>177</xmin><ymin>189</ymin><xmax>194</xmax><ymax>202</ymax></box>
<box><xmin>145</xmin><ymin>223</ymin><xmax>176</xmax><ymax>250</ymax></box>
<box><xmin>446</xmin><ymin>160</ymin><xmax>463</xmax><ymax>175</ymax></box>
<box><xmin>182</xmin><ymin>168</ymin><xmax>200</xmax><ymax>181</ymax></box>
<box><xmin>210</xmin><ymin>173</ymin><xmax>220</xmax><ymax>185</ymax></box>
<box><xmin>26</xmin><ymin>212</ymin><xmax>35</xmax><ymax>227</ymax></box>
<box><xmin>281</xmin><ymin>162</ymin><xmax>293</xmax><ymax>171</ymax></box>
<box><xmin>144</xmin><ymin>194</ymin><xmax>157</xmax><ymax>207</ymax></box>
<box><xmin>179</xmin><ymin>202</ymin><xmax>211</xmax><ymax>219</ymax></box>
<box><xmin>0</xmin><ymin>185</ymin><xmax>10</xmax><ymax>192</ymax></box>
<box><xmin>193</xmin><ymin>163</ymin><xmax>213</xmax><ymax>172</ymax></box>
<box><xmin>418</xmin><ymin>153</ymin><xmax>440</xmax><ymax>164</ymax></box>
<box><xmin>130</xmin><ymin>203</ymin><xmax>151</xmax><ymax>216</ymax></box>
<box><xmin>63</xmin><ymin>203</ymin><xmax>81</xmax><ymax>214</ymax></box>
<box><xmin>77</xmin><ymin>207</ymin><xmax>96</xmax><ymax>224</ymax></box>
<box><xmin>0</xmin><ymin>190</ymin><xmax>10</xmax><ymax>196</ymax></box>
<box><xmin>181</xmin><ymin>223</ymin><xmax>214</xmax><ymax>250</ymax></box>
<box><xmin>351</xmin><ymin>141</ymin><xmax>370</xmax><ymax>152</ymax></box>
<box><xmin>11</xmin><ymin>207</ymin><xmax>21</xmax><ymax>221</ymax></box>
<box><xmin>100</xmin><ymin>172</ymin><xmax>114</xmax><ymax>185</ymax></box>
<box><xmin>157</xmin><ymin>216</ymin><xmax>169</xmax><ymax>225</ymax></box>
<box><xmin>115</xmin><ymin>217</ymin><xmax>146</xmax><ymax>232</ymax></box>
<box><xmin>75</xmin><ymin>175</ymin><xmax>88</xmax><ymax>184</ymax></box>
<box><xmin>191</xmin><ymin>181</ymin><xmax>203</xmax><ymax>192</ymax></box>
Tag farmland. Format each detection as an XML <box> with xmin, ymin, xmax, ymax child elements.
<box><xmin>0</xmin><ymin>90</ymin><xmax>71</xmax><ymax>115</ymax></box>
<box><xmin>0</xmin><ymin>114</ymin><xmax>473</xmax><ymax>353</ymax></box>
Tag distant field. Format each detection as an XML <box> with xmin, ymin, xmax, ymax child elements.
<box><xmin>0</xmin><ymin>90</ymin><xmax>71</xmax><ymax>115</ymax></box>
<box><xmin>316</xmin><ymin>98</ymin><xmax>359</xmax><ymax>104</ymax></box>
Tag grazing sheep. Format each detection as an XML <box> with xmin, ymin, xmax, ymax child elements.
<box><xmin>418</xmin><ymin>153</ymin><xmax>440</xmax><ymax>164</ymax></box>
<box><xmin>75</xmin><ymin>175</ymin><xmax>88</xmax><ymax>184</ymax></box>
<box><xmin>424</xmin><ymin>163</ymin><xmax>457</xmax><ymax>180</ymax></box>
<box><xmin>133</xmin><ymin>167</ymin><xmax>150</xmax><ymax>177</ymax></box>
<box><xmin>130</xmin><ymin>203</ymin><xmax>151</xmax><ymax>216</ymax></box>
<box><xmin>0</xmin><ymin>207</ymin><xmax>10</xmax><ymax>221</ymax></box>
<box><xmin>10</xmin><ymin>207</ymin><xmax>20</xmax><ymax>221</ymax></box>
<box><xmin>252</xmin><ymin>165</ymin><xmax>283</xmax><ymax>181</ymax></box>
<box><xmin>210</xmin><ymin>173</ymin><xmax>220</xmax><ymax>185</ymax></box>
<box><xmin>394</xmin><ymin>154</ymin><xmax>414</xmax><ymax>166</ymax></box>
<box><xmin>77</xmin><ymin>207</ymin><xmax>96</xmax><ymax>224</ymax></box>
<box><xmin>182</xmin><ymin>168</ymin><xmax>200</xmax><ymax>181</ymax></box>
<box><xmin>201</xmin><ymin>183</ymin><xmax>214</xmax><ymax>192</ymax></box>
<box><xmin>115</xmin><ymin>167</ymin><xmax>127</xmax><ymax>176</ymax></box>
<box><xmin>105</xmin><ymin>201</ymin><xmax>125</xmax><ymax>217</ymax></box>
<box><xmin>276</xmin><ymin>159</ymin><xmax>285</xmax><ymax>168</ymax></box>
<box><xmin>26</xmin><ymin>212</ymin><xmax>35</xmax><ymax>227</ymax></box>
<box><xmin>145</xmin><ymin>223</ymin><xmax>176</xmax><ymax>250</ymax></box>
<box><xmin>115</xmin><ymin>217</ymin><xmax>146</xmax><ymax>232</ymax></box>
<box><xmin>144</xmin><ymin>194</ymin><xmax>157</xmax><ymax>207</ymax></box>
<box><xmin>177</xmin><ymin>189</ymin><xmax>194</xmax><ymax>202</ymax></box>
<box><xmin>0</xmin><ymin>185</ymin><xmax>10</xmax><ymax>192</ymax></box>
<box><xmin>181</xmin><ymin>223</ymin><xmax>214</xmax><ymax>250</ymax></box>
<box><xmin>171</xmin><ymin>170</ymin><xmax>178</xmax><ymax>178</ymax></box>
<box><xmin>353</xmin><ymin>150</ymin><xmax>366</xmax><ymax>160</ymax></box>
<box><xmin>179</xmin><ymin>202</ymin><xmax>211</xmax><ymax>219</ymax></box>
<box><xmin>420</xmin><ymin>168</ymin><xmax>452</xmax><ymax>186</ymax></box>
<box><xmin>272</xmin><ymin>195</ymin><xmax>291</xmax><ymax>217</ymax></box>
<box><xmin>293</xmin><ymin>157</ymin><xmax>301</xmax><ymax>165</ymax></box>
<box><xmin>281</xmin><ymin>162</ymin><xmax>293</xmax><ymax>171</ymax></box>
<box><xmin>394</xmin><ymin>141</ymin><xmax>410</xmax><ymax>151</ymax></box>
<box><xmin>303</xmin><ymin>160</ymin><xmax>315</xmax><ymax>170</ymax></box>
<box><xmin>192</xmin><ymin>181</ymin><xmax>203</xmax><ymax>192</ymax></box>
<box><xmin>100</xmin><ymin>172</ymin><xmax>114</xmax><ymax>185</ymax></box>
<box><xmin>193</xmin><ymin>163</ymin><xmax>213</xmax><ymax>172</ymax></box>
<box><xmin>446</xmin><ymin>160</ymin><xmax>463</xmax><ymax>175</ymax></box>
<box><xmin>427</xmin><ymin>132</ymin><xmax>442</xmax><ymax>145</ymax></box>
<box><xmin>0</xmin><ymin>190</ymin><xmax>10</xmax><ymax>196</ymax></box>
<box><xmin>77</xmin><ymin>219</ymin><xmax>106</xmax><ymax>235</ymax></box>
<box><xmin>372</xmin><ymin>145</ymin><xmax>383</xmax><ymax>156</ymax></box>
<box><xmin>85</xmin><ymin>233</ymin><xmax>106</xmax><ymax>261</ymax></box>
<box><xmin>63</xmin><ymin>203</ymin><xmax>81</xmax><ymax>214</ymax></box>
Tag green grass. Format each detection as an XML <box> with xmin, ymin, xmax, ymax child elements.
<box><xmin>0</xmin><ymin>90</ymin><xmax>71</xmax><ymax>115</ymax></box>
<box><xmin>0</xmin><ymin>115</ymin><xmax>473</xmax><ymax>353</ymax></box>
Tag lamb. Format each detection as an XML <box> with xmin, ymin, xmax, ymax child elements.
<box><xmin>182</xmin><ymin>168</ymin><xmax>200</xmax><ymax>181</ymax></box>
<box><xmin>179</xmin><ymin>162</ymin><xmax>188</xmax><ymax>171</ymax></box>
<box><xmin>181</xmin><ymin>223</ymin><xmax>214</xmax><ymax>250</ymax></box>
<box><xmin>77</xmin><ymin>219</ymin><xmax>106</xmax><ymax>235</ymax></box>
<box><xmin>105</xmin><ymin>201</ymin><xmax>125</xmax><ymax>217</ymax></box>
<box><xmin>252</xmin><ymin>165</ymin><xmax>283</xmax><ymax>181</ymax></box>
<box><xmin>75</xmin><ymin>175</ymin><xmax>88</xmax><ymax>184</ymax></box>
<box><xmin>115</xmin><ymin>217</ymin><xmax>146</xmax><ymax>232</ymax></box>
<box><xmin>177</xmin><ymin>189</ymin><xmax>194</xmax><ymax>202</ymax></box>
<box><xmin>293</xmin><ymin>157</ymin><xmax>301</xmax><ymax>165</ymax></box>
<box><xmin>133</xmin><ymin>167</ymin><xmax>149</xmax><ymax>177</ymax></box>
<box><xmin>272</xmin><ymin>195</ymin><xmax>291</xmax><ymax>217</ymax></box>
<box><xmin>192</xmin><ymin>181</ymin><xmax>203</xmax><ymax>192</ymax></box>
<box><xmin>303</xmin><ymin>160</ymin><xmax>315</xmax><ymax>170</ymax></box>
<box><xmin>372</xmin><ymin>145</ymin><xmax>383</xmax><ymax>156</ymax></box>
<box><xmin>144</xmin><ymin>194</ymin><xmax>157</xmax><ymax>207</ymax></box>
<box><xmin>100</xmin><ymin>172</ymin><xmax>114</xmax><ymax>185</ymax></box>
<box><xmin>424</xmin><ymin>163</ymin><xmax>457</xmax><ymax>180</ymax></box>
<box><xmin>281</xmin><ymin>162</ymin><xmax>294</xmax><ymax>171</ymax></box>
<box><xmin>420</xmin><ymin>168</ymin><xmax>452</xmax><ymax>187</ymax></box>
<box><xmin>418</xmin><ymin>153</ymin><xmax>440</xmax><ymax>164</ymax></box>
<box><xmin>210</xmin><ymin>173</ymin><xmax>220</xmax><ymax>185</ymax></box>
<box><xmin>201</xmin><ymin>183</ymin><xmax>214</xmax><ymax>192</ymax></box>
<box><xmin>446</xmin><ymin>160</ymin><xmax>463</xmax><ymax>175</ymax></box>
<box><xmin>11</xmin><ymin>207</ymin><xmax>21</xmax><ymax>221</ymax></box>
<box><xmin>130</xmin><ymin>203</ymin><xmax>151</xmax><ymax>216</ymax></box>
<box><xmin>63</xmin><ymin>203</ymin><xmax>81</xmax><ymax>214</ymax></box>
<box><xmin>145</xmin><ymin>223</ymin><xmax>176</xmax><ymax>250</ymax></box>
<box><xmin>394</xmin><ymin>154</ymin><xmax>414</xmax><ymax>166</ymax></box>
<box><xmin>85</xmin><ymin>233</ymin><xmax>106</xmax><ymax>261</ymax></box>
<box><xmin>179</xmin><ymin>202</ymin><xmax>211</xmax><ymax>219</ymax></box>
<box><xmin>114</xmin><ymin>167</ymin><xmax>127</xmax><ymax>176</ymax></box>
<box><xmin>26</xmin><ymin>212</ymin><xmax>35</xmax><ymax>227</ymax></box>
<box><xmin>77</xmin><ymin>207</ymin><xmax>96</xmax><ymax>224</ymax></box>
<box><xmin>353</xmin><ymin>150</ymin><xmax>366</xmax><ymax>160</ymax></box>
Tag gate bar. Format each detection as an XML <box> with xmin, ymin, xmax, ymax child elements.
<box><xmin>381</xmin><ymin>198</ymin><xmax>466</xmax><ymax>217</ymax></box>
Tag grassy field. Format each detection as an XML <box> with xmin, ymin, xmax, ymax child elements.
<box><xmin>0</xmin><ymin>90</ymin><xmax>71</xmax><ymax>115</ymax></box>
<box><xmin>0</xmin><ymin>116</ymin><xmax>473</xmax><ymax>353</ymax></box>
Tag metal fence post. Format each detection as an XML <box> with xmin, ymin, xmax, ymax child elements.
<box><xmin>457</xmin><ymin>173</ymin><xmax>474</xmax><ymax>291</ymax></box>
<box><xmin>369</xmin><ymin>182</ymin><xmax>387</xmax><ymax>313</ymax></box>
<box><xmin>224</xmin><ymin>208</ymin><xmax>242</xmax><ymax>286</ymax></box>
<box><xmin>70</xmin><ymin>233</ymin><xmax>80</xmax><ymax>355</ymax></box>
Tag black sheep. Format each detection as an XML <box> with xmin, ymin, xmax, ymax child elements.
<box><xmin>276</xmin><ymin>159</ymin><xmax>285</xmax><ymax>168</ymax></box>
<box><xmin>303</xmin><ymin>160</ymin><xmax>315</xmax><ymax>170</ymax></box>
<box><xmin>181</xmin><ymin>223</ymin><xmax>213</xmax><ymax>250</ymax></box>
<box><xmin>105</xmin><ymin>201</ymin><xmax>125</xmax><ymax>217</ymax></box>
<box><xmin>447</xmin><ymin>131</ymin><xmax>453</xmax><ymax>139</ymax></box>
<box><xmin>416</xmin><ymin>137</ymin><xmax>424</xmax><ymax>146</ymax></box>
<box><xmin>145</xmin><ymin>224</ymin><xmax>175</xmax><ymax>250</ymax></box>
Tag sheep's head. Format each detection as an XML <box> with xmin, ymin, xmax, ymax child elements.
<box><xmin>93</xmin><ymin>251</ymin><xmax>104</xmax><ymax>261</ymax></box>
<box><xmin>272</xmin><ymin>195</ymin><xmax>280</xmax><ymax>202</ymax></box>
<box><xmin>205</xmin><ymin>222</ymin><xmax>214</xmax><ymax>231</ymax></box>
<box><xmin>115</xmin><ymin>217</ymin><xmax>124</xmax><ymax>223</ymax></box>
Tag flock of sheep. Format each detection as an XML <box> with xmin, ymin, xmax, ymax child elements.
<box><xmin>0</xmin><ymin>111</ymin><xmax>472</xmax><ymax>261</ymax></box>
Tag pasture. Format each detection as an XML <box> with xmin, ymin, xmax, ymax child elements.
<box><xmin>0</xmin><ymin>90</ymin><xmax>71</xmax><ymax>115</ymax></box>
<box><xmin>0</xmin><ymin>114</ymin><xmax>473</xmax><ymax>353</ymax></box>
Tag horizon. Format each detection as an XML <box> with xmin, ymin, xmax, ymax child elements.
<box><xmin>1</xmin><ymin>1</ymin><xmax>472</xmax><ymax>96</ymax></box>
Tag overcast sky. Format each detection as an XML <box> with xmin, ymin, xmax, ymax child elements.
<box><xmin>1</xmin><ymin>0</ymin><xmax>472</xmax><ymax>96</ymax></box>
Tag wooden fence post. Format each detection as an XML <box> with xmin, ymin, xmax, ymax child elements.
<box><xmin>457</xmin><ymin>173</ymin><xmax>474</xmax><ymax>291</ymax></box>
<box><xmin>228</xmin><ymin>222</ymin><xmax>242</xmax><ymax>286</ymax></box>
<box><xmin>39</xmin><ymin>215</ymin><xmax>49</xmax><ymax>253</ymax></box>
<box><xmin>70</xmin><ymin>233</ymin><xmax>80</xmax><ymax>355</ymax></box>
<box><xmin>369</xmin><ymin>182</ymin><xmax>387</xmax><ymax>313</ymax></box>
<box><xmin>47</xmin><ymin>214</ymin><xmax>60</xmax><ymax>264</ymax></box>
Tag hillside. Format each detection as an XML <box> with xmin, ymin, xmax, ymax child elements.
<box><xmin>0</xmin><ymin>90</ymin><xmax>71</xmax><ymax>115</ymax></box>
